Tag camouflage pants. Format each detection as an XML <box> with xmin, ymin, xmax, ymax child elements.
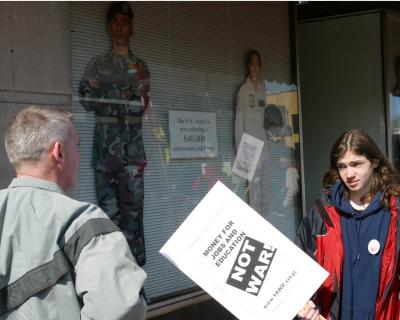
<box><xmin>92</xmin><ymin>119</ymin><xmax>146</xmax><ymax>266</ymax></box>
<box><xmin>95</xmin><ymin>163</ymin><xmax>146</xmax><ymax>266</ymax></box>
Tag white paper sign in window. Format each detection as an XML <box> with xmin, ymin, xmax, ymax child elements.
<box><xmin>232</xmin><ymin>133</ymin><xmax>264</xmax><ymax>181</ymax></box>
<box><xmin>169</xmin><ymin>110</ymin><xmax>218</xmax><ymax>159</ymax></box>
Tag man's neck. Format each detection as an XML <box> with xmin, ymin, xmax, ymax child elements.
<box><xmin>248</xmin><ymin>77</ymin><xmax>259</xmax><ymax>89</ymax></box>
<box><xmin>112</xmin><ymin>45</ymin><xmax>129</xmax><ymax>56</ymax></box>
<box><xmin>17</xmin><ymin>164</ymin><xmax>60</xmax><ymax>188</ymax></box>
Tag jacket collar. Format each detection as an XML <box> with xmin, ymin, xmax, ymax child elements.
<box><xmin>246</xmin><ymin>76</ymin><xmax>264</xmax><ymax>89</ymax></box>
<box><xmin>8</xmin><ymin>177</ymin><xmax>65</xmax><ymax>195</ymax></box>
<box><xmin>109</xmin><ymin>49</ymin><xmax>136</xmax><ymax>63</ymax></box>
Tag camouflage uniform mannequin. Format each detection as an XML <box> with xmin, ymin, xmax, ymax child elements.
<box><xmin>79</xmin><ymin>2</ymin><xmax>148</xmax><ymax>266</ymax></box>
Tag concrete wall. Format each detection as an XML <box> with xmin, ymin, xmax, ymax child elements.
<box><xmin>0</xmin><ymin>2</ymin><xmax>72</xmax><ymax>188</ymax></box>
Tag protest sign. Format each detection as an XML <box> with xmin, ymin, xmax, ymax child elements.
<box><xmin>232</xmin><ymin>133</ymin><xmax>264</xmax><ymax>181</ymax></box>
<box><xmin>160</xmin><ymin>181</ymin><xmax>328</xmax><ymax>320</ymax></box>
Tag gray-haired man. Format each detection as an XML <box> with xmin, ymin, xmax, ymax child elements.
<box><xmin>0</xmin><ymin>106</ymin><xmax>147</xmax><ymax>319</ymax></box>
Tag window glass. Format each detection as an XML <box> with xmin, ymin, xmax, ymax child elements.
<box><xmin>70</xmin><ymin>1</ymin><xmax>299</xmax><ymax>302</ymax></box>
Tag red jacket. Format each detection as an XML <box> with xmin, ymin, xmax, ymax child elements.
<box><xmin>295</xmin><ymin>193</ymin><xmax>400</xmax><ymax>319</ymax></box>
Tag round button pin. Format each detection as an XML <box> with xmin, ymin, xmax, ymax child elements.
<box><xmin>368</xmin><ymin>239</ymin><xmax>380</xmax><ymax>255</ymax></box>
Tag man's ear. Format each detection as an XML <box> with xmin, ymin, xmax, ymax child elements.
<box><xmin>50</xmin><ymin>141</ymin><xmax>65</xmax><ymax>166</ymax></box>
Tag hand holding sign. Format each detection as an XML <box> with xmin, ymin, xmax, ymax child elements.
<box><xmin>297</xmin><ymin>301</ymin><xmax>327</xmax><ymax>320</ymax></box>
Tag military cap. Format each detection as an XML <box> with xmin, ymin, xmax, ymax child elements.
<box><xmin>107</xmin><ymin>2</ymin><xmax>133</xmax><ymax>22</ymax></box>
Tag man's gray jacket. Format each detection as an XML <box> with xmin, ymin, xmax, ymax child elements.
<box><xmin>0</xmin><ymin>177</ymin><xmax>147</xmax><ymax>319</ymax></box>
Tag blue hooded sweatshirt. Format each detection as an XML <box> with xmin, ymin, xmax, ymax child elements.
<box><xmin>330</xmin><ymin>182</ymin><xmax>391</xmax><ymax>320</ymax></box>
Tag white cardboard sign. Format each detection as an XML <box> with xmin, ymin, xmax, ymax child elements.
<box><xmin>160</xmin><ymin>181</ymin><xmax>328</xmax><ymax>320</ymax></box>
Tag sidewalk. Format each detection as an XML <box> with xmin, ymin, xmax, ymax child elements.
<box><xmin>151</xmin><ymin>298</ymin><xmax>237</xmax><ymax>320</ymax></box>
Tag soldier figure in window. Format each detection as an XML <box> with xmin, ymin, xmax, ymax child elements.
<box><xmin>79</xmin><ymin>2</ymin><xmax>148</xmax><ymax>267</ymax></box>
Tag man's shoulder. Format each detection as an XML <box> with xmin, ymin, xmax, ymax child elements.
<box><xmin>86</xmin><ymin>53</ymin><xmax>113</xmax><ymax>68</ymax></box>
<box><xmin>47</xmin><ymin>193</ymin><xmax>117</xmax><ymax>243</ymax></box>
<box><xmin>55</xmin><ymin>194</ymin><xmax>109</xmax><ymax>221</ymax></box>
<box><xmin>134</xmin><ymin>55</ymin><xmax>147</xmax><ymax>66</ymax></box>
<box><xmin>128</xmin><ymin>52</ymin><xmax>148</xmax><ymax>67</ymax></box>
<box><xmin>238</xmin><ymin>80</ymin><xmax>252</xmax><ymax>96</ymax></box>
<box><xmin>1</xmin><ymin>184</ymin><xmax>108</xmax><ymax>224</ymax></box>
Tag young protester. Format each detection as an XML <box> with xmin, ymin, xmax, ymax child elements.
<box><xmin>296</xmin><ymin>128</ymin><xmax>400</xmax><ymax>320</ymax></box>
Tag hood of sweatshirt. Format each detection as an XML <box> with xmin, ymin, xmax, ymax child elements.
<box><xmin>330</xmin><ymin>181</ymin><xmax>383</xmax><ymax>218</ymax></box>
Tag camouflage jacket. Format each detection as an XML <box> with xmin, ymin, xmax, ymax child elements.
<box><xmin>79</xmin><ymin>50</ymin><xmax>150</xmax><ymax>117</ymax></box>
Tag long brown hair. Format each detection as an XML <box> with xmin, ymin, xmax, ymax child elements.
<box><xmin>323</xmin><ymin>128</ymin><xmax>400</xmax><ymax>206</ymax></box>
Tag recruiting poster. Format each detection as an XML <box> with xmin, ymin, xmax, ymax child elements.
<box><xmin>266</xmin><ymin>81</ymin><xmax>298</xmax><ymax>148</ymax></box>
<box><xmin>160</xmin><ymin>181</ymin><xmax>328</xmax><ymax>320</ymax></box>
<box><xmin>169</xmin><ymin>110</ymin><xmax>218</xmax><ymax>159</ymax></box>
<box><xmin>232</xmin><ymin>133</ymin><xmax>264</xmax><ymax>181</ymax></box>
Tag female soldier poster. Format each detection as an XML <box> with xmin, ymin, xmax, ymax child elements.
<box><xmin>160</xmin><ymin>181</ymin><xmax>328</xmax><ymax>320</ymax></box>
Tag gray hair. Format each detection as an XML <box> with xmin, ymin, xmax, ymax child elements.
<box><xmin>5</xmin><ymin>106</ymin><xmax>73</xmax><ymax>170</ymax></box>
